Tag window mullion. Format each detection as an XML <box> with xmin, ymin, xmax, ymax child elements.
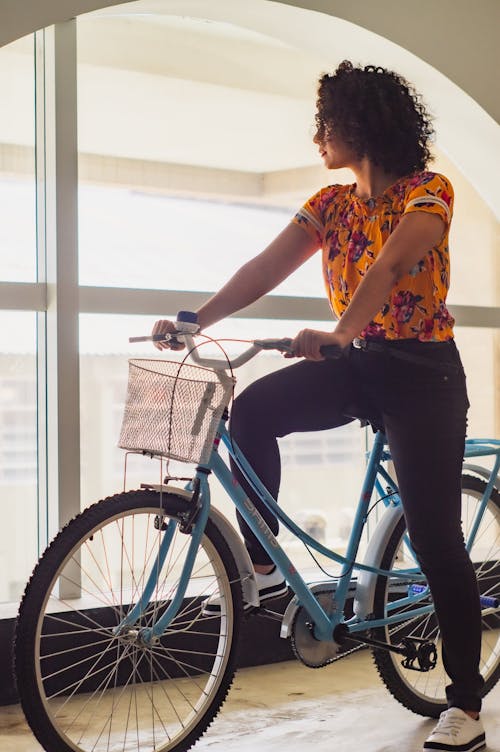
<box><xmin>35</xmin><ymin>22</ymin><xmax>80</xmax><ymax>561</ymax></box>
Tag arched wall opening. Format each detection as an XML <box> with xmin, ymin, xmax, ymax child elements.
<box><xmin>0</xmin><ymin>3</ymin><xmax>498</xmax><ymax>693</ymax></box>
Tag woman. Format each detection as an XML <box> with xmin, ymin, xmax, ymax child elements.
<box><xmin>153</xmin><ymin>61</ymin><xmax>486</xmax><ymax>752</ymax></box>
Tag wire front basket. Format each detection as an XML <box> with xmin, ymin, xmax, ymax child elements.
<box><xmin>118</xmin><ymin>359</ymin><xmax>235</xmax><ymax>464</ymax></box>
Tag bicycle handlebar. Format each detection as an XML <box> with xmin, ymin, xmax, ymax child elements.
<box><xmin>129</xmin><ymin>330</ymin><xmax>344</xmax><ymax>370</ymax></box>
<box><xmin>253</xmin><ymin>338</ymin><xmax>343</xmax><ymax>360</ymax></box>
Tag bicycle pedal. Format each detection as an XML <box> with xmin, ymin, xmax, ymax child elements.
<box><xmin>401</xmin><ymin>638</ymin><xmax>437</xmax><ymax>672</ymax></box>
<box><xmin>242</xmin><ymin>603</ymin><xmax>283</xmax><ymax>619</ymax></box>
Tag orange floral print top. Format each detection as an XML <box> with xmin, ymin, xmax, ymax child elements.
<box><xmin>292</xmin><ymin>171</ymin><xmax>455</xmax><ymax>341</ymax></box>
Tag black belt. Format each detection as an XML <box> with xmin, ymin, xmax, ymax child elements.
<box><xmin>351</xmin><ymin>337</ymin><xmax>459</xmax><ymax>372</ymax></box>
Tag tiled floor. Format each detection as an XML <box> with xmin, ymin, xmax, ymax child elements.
<box><xmin>1</xmin><ymin>651</ymin><xmax>499</xmax><ymax>751</ymax></box>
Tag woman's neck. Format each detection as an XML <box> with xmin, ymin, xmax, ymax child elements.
<box><xmin>351</xmin><ymin>160</ymin><xmax>402</xmax><ymax>199</ymax></box>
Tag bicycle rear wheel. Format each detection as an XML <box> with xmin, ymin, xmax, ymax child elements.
<box><xmin>15</xmin><ymin>489</ymin><xmax>243</xmax><ymax>752</ymax></box>
<box><xmin>372</xmin><ymin>474</ymin><xmax>500</xmax><ymax>718</ymax></box>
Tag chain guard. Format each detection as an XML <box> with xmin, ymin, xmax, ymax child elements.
<box><xmin>290</xmin><ymin>590</ymin><xmax>342</xmax><ymax>668</ymax></box>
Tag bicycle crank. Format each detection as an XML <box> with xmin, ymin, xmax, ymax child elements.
<box><xmin>348</xmin><ymin>632</ymin><xmax>438</xmax><ymax>672</ymax></box>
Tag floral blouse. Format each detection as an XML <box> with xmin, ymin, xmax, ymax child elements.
<box><xmin>292</xmin><ymin>171</ymin><xmax>455</xmax><ymax>341</ymax></box>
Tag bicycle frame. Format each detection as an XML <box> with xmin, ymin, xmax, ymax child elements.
<box><xmin>134</xmin><ymin>414</ymin><xmax>499</xmax><ymax>644</ymax></box>
<box><xmin>210</xmin><ymin>425</ymin><xmax>425</xmax><ymax>642</ymax></box>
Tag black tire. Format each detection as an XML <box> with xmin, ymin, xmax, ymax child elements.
<box><xmin>15</xmin><ymin>489</ymin><xmax>243</xmax><ymax>752</ymax></box>
<box><xmin>372</xmin><ymin>474</ymin><xmax>500</xmax><ymax>718</ymax></box>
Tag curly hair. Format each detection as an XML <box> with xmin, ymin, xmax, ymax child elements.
<box><xmin>315</xmin><ymin>61</ymin><xmax>434</xmax><ymax>175</ymax></box>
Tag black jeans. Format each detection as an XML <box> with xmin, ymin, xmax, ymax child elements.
<box><xmin>229</xmin><ymin>339</ymin><xmax>484</xmax><ymax>712</ymax></box>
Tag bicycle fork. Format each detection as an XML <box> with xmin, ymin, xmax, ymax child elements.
<box><xmin>113</xmin><ymin>475</ymin><xmax>211</xmax><ymax>645</ymax></box>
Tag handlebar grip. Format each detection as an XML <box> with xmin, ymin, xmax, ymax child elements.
<box><xmin>129</xmin><ymin>335</ymin><xmax>152</xmax><ymax>343</ymax></box>
<box><xmin>253</xmin><ymin>338</ymin><xmax>293</xmax><ymax>352</ymax></box>
<box><xmin>319</xmin><ymin>344</ymin><xmax>344</xmax><ymax>359</ymax></box>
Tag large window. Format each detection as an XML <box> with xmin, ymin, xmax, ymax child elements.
<box><xmin>0</xmin><ymin>10</ymin><xmax>498</xmax><ymax>608</ymax></box>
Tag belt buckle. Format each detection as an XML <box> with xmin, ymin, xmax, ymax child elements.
<box><xmin>352</xmin><ymin>337</ymin><xmax>367</xmax><ymax>350</ymax></box>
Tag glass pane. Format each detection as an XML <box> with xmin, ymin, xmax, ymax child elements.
<box><xmin>442</xmin><ymin>154</ymin><xmax>499</xmax><ymax>308</ymax></box>
<box><xmin>0</xmin><ymin>36</ymin><xmax>36</xmax><ymax>282</ymax></box>
<box><xmin>78</xmin><ymin>186</ymin><xmax>323</xmax><ymax>297</ymax></box>
<box><xmin>80</xmin><ymin>313</ymin><xmax>366</xmax><ymax>573</ymax></box>
<box><xmin>0</xmin><ymin>312</ymin><xmax>37</xmax><ymax>603</ymax></box>
<box><xmin>454</xmin><ymin>327</ymin><xmax>499</xmax><ymax>438</ymax></box>
<box><xmin>76</xmin><ymin>11</ymin><xmax>325</xmax><ymax>297</ymax></box>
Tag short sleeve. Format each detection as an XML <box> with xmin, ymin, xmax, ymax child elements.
<box><xmin>291</xmin><ymin>188</ymin><xmax>329</xmax><ymax>246</ymax></box>
<box><xmin>403</xmin><ymin>172</ymin><xmax>454</xmax><ymax>227</ymax></box>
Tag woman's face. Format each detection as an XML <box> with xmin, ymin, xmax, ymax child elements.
<box><xmin>313</xmin><ymin>124</ymin><xmax>358</xmax><ymax>170</ymax></box>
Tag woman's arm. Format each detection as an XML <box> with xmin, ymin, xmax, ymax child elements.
<box><xmin>291</xmin><ymin>211</ymin><xmax>445</xmax><ymax>359</ymax></box>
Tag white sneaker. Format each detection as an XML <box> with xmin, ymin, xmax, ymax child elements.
<box><xmin>423</xmin><ymin>707</ymin><xmax>486</xmax><ymax>752</ymax></box>
<box><xmin>201</xmin><ymin>567</ymin><xmax>287</xmax><ymax>616</ymax></box>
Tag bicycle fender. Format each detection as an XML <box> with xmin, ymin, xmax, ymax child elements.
<box><xmin>353</xmin><ymin>503</ymin><xmax>404</xmax><ymax>620</ymax></box>
<box><xmin>462</xmin><ymin>463</ymin><xmax>500</xmax><ymax>490</ymax></box>
<box><xmin>208</xmin><ymin>505</ymin><xmax>260</xmax><ymax>608</ymax></box>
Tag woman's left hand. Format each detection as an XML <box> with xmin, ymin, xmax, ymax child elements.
<box><xmin>290</xmin><ymin>328</ymin><xmax>352</xmax><ymax>361</ymax></box>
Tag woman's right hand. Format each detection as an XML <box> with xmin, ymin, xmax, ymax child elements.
<box><xmin>151</xmin><ymin>319</ymin><xmax>185</xmax><ymax>351</ymax></box>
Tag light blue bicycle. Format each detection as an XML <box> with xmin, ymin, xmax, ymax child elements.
<box><xmin>15</xmin><ymin>314</ymin><xmax>500</xmax><ymax>752</ymax></box>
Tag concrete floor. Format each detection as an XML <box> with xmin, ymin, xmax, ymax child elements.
<box><xmin>1</xmin><ymin>651</ymin><xmax>499</xmax><ymax>752</ymax></box>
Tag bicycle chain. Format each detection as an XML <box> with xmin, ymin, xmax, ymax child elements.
<box><xmin>328</xmin><ymin>640</ymin><xmax>366</xmax><ymax>664</ymax></box>
<box><xmin>293</xmin><ymin>632</ymin><xmax>366</xmax><ymax>668</ymax></box>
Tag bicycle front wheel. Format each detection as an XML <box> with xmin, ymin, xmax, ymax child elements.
<box><xmin>372</xmin><ymin>474</ymin><xmax>500</xmax><ymax>718</ymax></box>
<box><xmin>15</xmin><ymin>489</ymin><xmax>243</xmax><ymax>752</ymax></box>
